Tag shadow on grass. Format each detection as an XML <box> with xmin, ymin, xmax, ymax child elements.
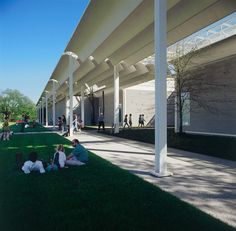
<box><xmin>0</xmin><ymin>133</ymin><xmax>235</xmax><ymax>231</ymax></box>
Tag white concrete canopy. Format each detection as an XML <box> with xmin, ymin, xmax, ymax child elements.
<box><xmin>36</xmin><ymin>0</ymin><xmax>236</xmax><ymax>175</ymax></box>
<box><xmin>37</xmin><ymin>0</ymin><xmax>236</xmax><ymax>107</ymax></box>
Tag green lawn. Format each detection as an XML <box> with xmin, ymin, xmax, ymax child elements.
<box><xmin>0</xmin><ymin>133</ymin><xmax>234</xmax><ymax>231</ymax></box>
<box><xmin>8</xmin><ymin>122</ymin><xmax>49</xmax><ymax>133</ymax></box>
<box><xmin>100</xmin><ymin>128</ymin><xmax>236</xmax><ymax>161</ymax></box>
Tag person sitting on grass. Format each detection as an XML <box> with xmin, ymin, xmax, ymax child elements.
<box><xmin>21</xmin><ymin>152</ymin><xmax>45</xmax><ymax>174</ymax></box>
<box><xmin>46</xmin><ymin>144</ymin><xmax>66</xmax><ymax>171</ymax></box>
<box><xmin>2</xmin><ymin>119</ymin><xmax>11</xmax><ymax>141</ymax></box>
<box><xmin>29</xmin><ymin>120</ymin><xmax>36</xmax><ymax>128</ymax></box>
<box><xmin>66</xmin><ymin>139</ymin><xmax>88</xmax><ymax>166</ymax></box>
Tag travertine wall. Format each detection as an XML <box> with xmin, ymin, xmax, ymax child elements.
<box><xmin>124</xmin><ymin>89</ymin><xmax>155</xmax><ymax>126</ymax></box>
<box><xmin>183</xmin><ymin>56</ymin><xmax>236</xmax><ymax>135</ymax></box>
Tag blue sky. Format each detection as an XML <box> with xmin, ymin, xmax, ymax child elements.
<box><xmin>0</xmin><ymin>0</ymin><xmax>89</xmax><ymax>103</ymax></box>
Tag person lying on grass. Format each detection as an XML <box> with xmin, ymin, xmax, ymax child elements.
<box><xmin>46</xmin><ymin>144</ymin><xmax>66</xmax><ymax>171</ymax></box>
<box><xmin>66</xmin><ymin>139</ymin><xmax>88</xmax><ymax>166</ymax></box>
<box><xmin>21</xmin><ymin>152</ymin><xmax>46</xmax><ymax>174</ymax></box>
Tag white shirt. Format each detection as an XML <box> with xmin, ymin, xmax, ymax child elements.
<box><xmin>54</xmin><ymin>151</ymin><xmax>66</xmax><ymax>168</ymax></box>
<box><xmin>22</xmin><ymin>160</ymin><xmax>45</xmax><ymax>174</ymax></box>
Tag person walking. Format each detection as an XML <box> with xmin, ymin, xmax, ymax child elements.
<box><xmin>138</xmin><ymin>114</ymin><xmax>142</xmax><ymax>127</ymax></box>
<box><xmin>141</xmin><ymin>114</ymin><xmax>145</xmax><ymax>127</ymax></box>
<box><xmin>98</xmin><ymin>113</ymin><xmax>105</xmax><ymax>131</ymax></box>
<box><xmin>123</xmin><ymin>114</ymin><xmax>129</xmax><ymax>128</ymax></box>
<box><xmin>57</xmin><ymin>117</ymin><xmax>62</xmax><ymax>131</ymax></box>
<box><xmin>128</xmin><ymin>114</ymin><xmax>132</xmax><ymax>128</ymax></box>
<box><xmin>73</xmin><ymin>113</ymin><xmax>78</xmax><ymax>133</ymax></box>
<box><xmin>62</xmin><ymin>115</ymin><xmax>66</xmax><ymax>133</ymax></box>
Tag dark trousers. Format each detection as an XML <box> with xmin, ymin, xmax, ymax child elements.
<box><xmin>98</xmin><ymin>121</ymin><xmax>105</xmax><ymax>130</ymax></box>
<box><xmin>20</xmin><ymin>122</ymin><xmax>25</xmax><ymax>132</ymax></box>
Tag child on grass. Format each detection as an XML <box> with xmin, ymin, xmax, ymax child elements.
<box><xmin>46</xmin><ymin>144</ymin><xmax>67</xmax><ymax>171</ymax></box>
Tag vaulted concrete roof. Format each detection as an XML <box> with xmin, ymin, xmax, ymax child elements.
<box><xmin>37</xmin><ymin>0</ymin><xmax>236</xmax><ymax>105</ymax></box>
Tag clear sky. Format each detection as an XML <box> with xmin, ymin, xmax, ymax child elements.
<box><xmin>0</xmin><ymin>0</ymin><xmax>89</xmax><ymax>103</ymax></box>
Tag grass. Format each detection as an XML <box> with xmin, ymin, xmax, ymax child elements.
<box><xmin>7</xmin><ymin>122</ymin><xmax>49</xmax><ymax>133</ymax></box>
<box><xmin>100</xmin><ymin>128</ymin><xmax>236</xmax><ymax>161</ymax></box>
<box><xmin>0</xmin><ymin>133</ymin><xmax>235</xmax><ymax>231</ymax></box>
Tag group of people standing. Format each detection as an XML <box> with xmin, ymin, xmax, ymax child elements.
<box><xmin>57</xmin><ymin>113</ymin><xmax>83</xmax><ymax>137</ymax></box>
<box><xmin>20</xmin><ymin>139</ymin><xmax>88</xmax><ymax>174</ymax></box>
<box><xmin>123</xmin><ymin>114</ymin><xmax>146</xmax><ymax>128</ymax></box>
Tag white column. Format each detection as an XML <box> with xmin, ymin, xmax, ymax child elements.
<box><xmin>65</xmin><ymin>94</ymin><xmax>69</xmax><ymax>122</ymax></box>
<box><xmin>41</xmin><ymin>99</ymin><xmax>44</xmax><ymax>125</ymax></box>
<box><xmin>123</xmin><ymin>89</ymin><xmax>126</xmax><ymax>122</ymax></box>
<box><xmin>52</xmin><ymin>81</ymin><xmax>56</xmax><ymax>129</ymax></box>
<box><xmin>37</xmin><ymin>106</ymin><xmax>38</xmax><ymax>123</ymax></box>
<box><xmin>114</xmin><ymin>65</ymin><xmax>119</xmax><ymax>133</ymax></box>
<box><xmin>81</xmin><ymin>86</ymin><xmax>85</xmax><ymax>127</ymax></box>
<box><xmin>45</xmin><ymin>92</ymin><xmax>48</xmax><ymax>127</ymax></box>
<box><xmin>39</xmin><ymin>105</ymin><xmax>41</xmax><ymax>124</ymax></box>
<box><xmin>38</xmin><ymin>107</ymin><xmax>40</xmax><ymax>123</ymax></box>
<box><xmin>37</xmin><ymin>107</ymin><xmax>40</xmax><ymax>124</ymax></box>
<box><xmin>152</xmin><ymin>0</ymin><xmax>172</xmax><ymax>177</ymax></box>
<box><xmin>69</xmin><ymin>56</ymin><xmax>74</xmax><ymax>136</ymax></box>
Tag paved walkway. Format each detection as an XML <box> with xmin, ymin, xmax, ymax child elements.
<box><xmin>68</xmin><ymin>130</ymin><xmax>236</xmax><ymax>228</ymax></box>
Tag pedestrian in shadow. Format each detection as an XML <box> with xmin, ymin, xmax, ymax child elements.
<box><xmin>123</xmin><ymin>114</ymin><xmax>129</xmax><ymax>128</ymax></box>
<box><xmin>129</xmin><ymin>114</ymin><xmax>132</xmax><ymax>128</ymax></box>
<box><xmin>98</xmin><ymin>113</ymin><xmax>105</xmax><ymax>131</ymax></box>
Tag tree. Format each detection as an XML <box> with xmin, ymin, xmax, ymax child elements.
<box><xmin>85</xmin><ymin>85</ymin><xmax>96</xmax><ymax>125</ymax></box>
<box><xmin>168</xmin><ymin>42</ymin><xmax>234</xmax><ymax>134</ymax></box>
<box><xmin>0</xmin><ymin>89</ymin><xmax>36</xmax><ymax>121</ymax></box>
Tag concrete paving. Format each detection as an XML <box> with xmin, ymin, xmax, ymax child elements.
<box><xmin>68</xmin><ymin>130</ymin><xmax>236</xmax><ymax>228</ymax></box>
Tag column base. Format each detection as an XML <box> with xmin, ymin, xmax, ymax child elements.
<box><xmin>150</xmin><ymin>170</ymin><xmax>173</xmax><ymax>178</ymax></box>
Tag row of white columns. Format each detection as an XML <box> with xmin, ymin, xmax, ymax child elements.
<box><xmin>37</xmin><ymin>0</ymin><xmax>170</xmax><ymax>177</ymax></box>
<box><xmin>38</xmin><ymin>72</ymin><xmax>85</xmax><ymax>138</ymax></box>
<box><xmin>38</xmin><ymin>64</ymin><xmax>121</xmax><ymax>136</ymax></box>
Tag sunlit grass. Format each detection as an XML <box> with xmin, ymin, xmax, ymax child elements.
<box><xmin>8</xmin><ymin>122</ymin><xmax>49</xmax><ymax>133</ymax></box>
<box><xmin>0</xmin><ymin>133</ymin><xmax>234</xmax><ymax>231</ymax></box>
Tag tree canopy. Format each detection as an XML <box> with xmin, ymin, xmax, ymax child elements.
<box><xmin>0</xmin><ymin>89</ymin><xmax>36</xmax><ymax>121</ymax></box>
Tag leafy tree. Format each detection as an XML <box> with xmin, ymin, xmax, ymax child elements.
<box><xmin>86</xmin><ymin>85</ymin><xmax>96</xmax><ymax>125</ymax></box>
<box><xmin>0</xmin><ymin>89</ymin><xmax>36</xmax><ymax>121</ymax></box>
<box><xmin>168</xmin><ymin>42</ymin><xmax>233</xmax><ymax>134</ymax></box>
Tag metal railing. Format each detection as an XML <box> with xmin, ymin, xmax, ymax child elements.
<box><xmin>140</xmin><ymin>14</ymin><xmax>236</xmax><ymax>64</ymax></box>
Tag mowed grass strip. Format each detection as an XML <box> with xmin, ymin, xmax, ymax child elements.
<box><xmin>8</xmin><ymin>122</ymin><xmax>49</xmax><ymax>133</ymax></box>
<box><xmin>0</xmin><ymin>133</ymin><xmax>234</xmax><ymax>231</ymax></box>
